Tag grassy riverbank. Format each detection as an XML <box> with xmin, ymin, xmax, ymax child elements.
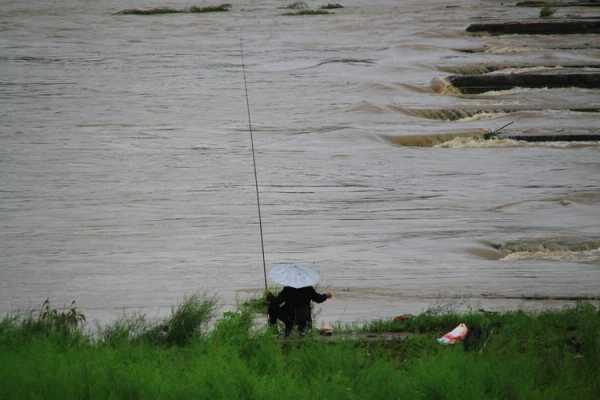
<box><xmin>1</xmin><ymin>297</ymin><xmax>598</xmax><ymax>399</ymax></box>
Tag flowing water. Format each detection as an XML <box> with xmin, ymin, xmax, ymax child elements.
<box><xmin>1</xmin><ymin>0</ymin><xmax>600</xmax><ymax>324</ymax></box>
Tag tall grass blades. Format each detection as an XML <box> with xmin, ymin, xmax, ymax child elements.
<box><xmin>1</xmin><ymin>301</ymin><xmax>599</xmax><ymax>399</ymax></box>
<box><xmin>157</xmin><ymin>294</ymin><xmax>217</xmax><ymax>345</ymax></box>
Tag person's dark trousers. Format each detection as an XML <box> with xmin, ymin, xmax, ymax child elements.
<box><xmin>268</xmin><ymin>301</ymin><xmax>293</xmax><ymax>335</ymax></box>
<box><xmin>293</xmin><ymin>305</ymin><xmax>312</xmax><ymax>335</ymax></box>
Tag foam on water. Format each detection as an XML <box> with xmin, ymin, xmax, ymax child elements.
<box><xmin>384</xmin><ymin>130</ymin><xmax>486</xmax><ymax>147</ymax></box>
<box><xmin>434</xmin><ymin>137</ymin><xmax>522</xmax><ymax>148</ymax></box>
<box><xmin>456</xmin><ymin>112</ymin><xmax>510</xmax><ymax>122</ymax></box>
<box><xmin>498</xmin><ymin>238</ymin><xmax>600</xmax><ymax>264</ymax></box>
<box><xmin>494</xmin><ymin>190</ymin><xmax>600</xmax><ymax>211</ymax></box>
<box><xmin>471</xmin><ymin>237</ymin><xmax>600</xmax><ymax>264</ymax></box>
<box><xmin>502</xmin><ymin>248</ymin><xmax>600</xmax><ymax>263</ymax></box>
<box><xmin>392</xmin><ymin>107</ymin><xmax>516</xmax><ymax>121</ymax></box>
<box><xmin>438</xmin><ymin>138</ymin><xmax>600</xmax><ymax>149</ymax></box>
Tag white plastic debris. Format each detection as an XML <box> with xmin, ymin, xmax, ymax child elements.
<box><xmin>437</xmin><ymin>323</ymin><xmax>468</xmax><ymax>345</ymax></box>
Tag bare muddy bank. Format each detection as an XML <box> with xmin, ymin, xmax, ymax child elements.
<box><xmin>467</xmin><ymin>20</ymin><xmax>600</xmax><ymax>34</ymax></box>
<box><xmin>432</xmin><ymin>72</ymin><xmax>600</xmax><ymax>94</ymax></box>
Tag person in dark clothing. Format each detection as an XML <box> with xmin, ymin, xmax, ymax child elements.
<box><xmin>267</xmin><ymin>286</ymin><xmax>332</xmax><ymax>336</ymax></box>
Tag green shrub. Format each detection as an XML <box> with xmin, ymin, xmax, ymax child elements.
<box><xmin>540</xmin><ymin>5</ymin><xmax>557</xmax><ymax>17</ymax></box>
<box><xmin>15</xmin><ymin>299</ymin><xmax>85</xmax><ymax>337</ymax></box>
<box><xmin>240</xmin><ymin>292</ymin><xmax>270</xmax><ymax>314</ymax></box>
<box><xmin>210</xmin><ymin>309</ymin><xmax>254</xmax><ymax>345</ymax></box>
<box><xmin>156</xmin><ymin>294</ymin><xmax>217</xmax><ymax>346</ymax></box>
<box><xmin>99</xmin><ymin>313</ymin><xmax>149</xmax><ymax>345</ymax></box>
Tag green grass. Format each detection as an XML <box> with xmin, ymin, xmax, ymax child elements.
<box><xmin>1</xmin><ymin>298</ymin><xmax>599</xmax><ymax>399</ymax></box>
<box><xmin>239</xmin><ymin>292</ymin><xmax>270</xmax><ymax>314</ymax></box>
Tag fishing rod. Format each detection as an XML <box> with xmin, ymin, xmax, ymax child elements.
<box><xmin>484</xmin><ymin>121</ymin><xmax>514</xmax><ymax>140</ymax></box>
<box><xmin>240</xmin><ymin>37</ymin><xmax>268</xmax><ymax>291</ymax></box>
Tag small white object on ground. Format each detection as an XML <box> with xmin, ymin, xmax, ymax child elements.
<box><xmin>437</xmin><ymin>323</ymin><xmax>469</xmax><ymax>345</ymax></box>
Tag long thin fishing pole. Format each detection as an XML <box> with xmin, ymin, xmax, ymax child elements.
<box><xmin>240</xmin><ymin>37</ymin><xmax>268</xmax><ymax>291</ymax></box>
<box><xmin>485</xmin><ymin>120</ymin><xmax>514</xmax><ymax>139</ymax></box>
<box><xmin>492</xmin><ymin>121</ymin><xmax>514</xmax><ymax>135</ymax></box>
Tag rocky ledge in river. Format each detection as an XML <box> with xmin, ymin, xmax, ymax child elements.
<box><xmin>516</xmin><ymin>1</ymin><xmax>600</xmax><ymax>7</ymax></box>
<box><xmin>432</xmin><ymin>71</ymin><xmax>600</xmax><ymax>94</ymax></box>
<box><xmin>466</xmin><ymin>19</ymin><xmax>600</xmax><ymax>34</ymax></box>
<box><xmin>503</xmin><ymin>133</ymin><xmax>600</xmax><ymax>141</ymax></box>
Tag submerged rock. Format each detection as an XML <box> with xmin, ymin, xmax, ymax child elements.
<box><xmin>320</xmin><ymin>3</ymin><xmax>344</xmax><ymax>9</ymax></box>
<box><xmin>437</xmin><ymin>63</ymin><xmax>600</xmax><ymax>75</ymax></box>
<box><xmin>114</xmin><ymin>7</ymin><xmax>182</xmax><ymax>15</ymax></box>
<box><xmin>397</xmin><ymin>106</ymin><xmax>600</xmax><ymax>121</ymax></box>
<box><xmin>432</xmin><ymin>73</ymin><xmax>600</xmax><ymax>94</ymax></box>
<box><xmin>516</xmin><ymin>1</ymin><xmax>600</xmax><ymax>6</ymax></box>
<box><xmin>504</xmin><ymin>134</ymin><xmax>600</xmax><ymax>141</ymax></box>
<box><xmin>466</xmin><ymin>20</ymin><xmax>600</xmax><ymax>34</ymax></box>
<box><xmin>281</xmin><ymin>2</ymin><xmax>309</xmax><ymax>9</ymax></box>
<box><xmin>189</xmin><ymin>4</ymin><xmax>231</xmax><ymax>12</ymax></box>
<box><xmin>385</xmin><ymin>131</ymin><xmax>487</xmax><ymax>147</ymax></box>
<box><xmin>114</xmin><ymin>4</ymin><xmax>231</xmax><ymax>15</ymax></box>
<box><xmin>282</xmin><ymin>9</ymin><xmax>332</xmax><ymax>16</ymax></box>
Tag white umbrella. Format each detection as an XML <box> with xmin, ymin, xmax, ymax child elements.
<box><xmin>269</xmin><ymin>263</ymin><xmax>320</xmax><ymax>288</ymax></box>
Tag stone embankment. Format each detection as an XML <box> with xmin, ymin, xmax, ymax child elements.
<box><xmin>432</xmin><ymin>72</ymin><xmax>600</xmax><ymax>94</ymax></box>
<box><xmin>516</xmin><ymin>1</ymin><xmax>600</xmax><ymax>7</ymax></box>
<box><xmin>466</xmin><ymin>20</ymin><xmax>600</xmax><ymax>35</ymax></box>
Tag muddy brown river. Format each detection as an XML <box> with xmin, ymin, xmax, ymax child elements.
<box><xmin>1</xmin><ymin>0</ymin><xmax>599</xmax><ymax>324</ymax></box>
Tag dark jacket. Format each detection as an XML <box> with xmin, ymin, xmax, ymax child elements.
<box><xmin>271</xmin><ymin>286</ymin><xmax>328</xmax><ymax>309</ymax></box>
<box><xmin>268</xmin><ymin>286</ymin><xmax>328</xmax><ymax>333</ymax></box>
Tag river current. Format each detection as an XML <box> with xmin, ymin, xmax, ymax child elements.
<box><xmin>1</xmin><ymin>0</ymin><xmax>599</xmax><ymax>324</ymax></box>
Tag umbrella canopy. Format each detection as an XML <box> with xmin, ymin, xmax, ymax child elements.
<box><xmin>269</xmin><ymin>263</ymin><xmax>320</xmax><ymax>288</ymax></box>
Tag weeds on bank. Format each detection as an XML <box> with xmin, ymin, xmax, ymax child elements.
<box><xmin>100</xmin><ymin>294</ymin><xmax>217</xmax><ymax>346</ymax></box>
<box><xmin>1</xmin><ymin>295</ymin><xmax>216</xmax><ymax>348</ymax></box>
<box><xmin>1</xmin><ymin>299</ymin><xmax>599</xmax><ymax>399</ymax></box>
<box><xmin>239</xmin><ymin>287</ymin><xmax>284</xmax><ymax>314</ymax></box>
